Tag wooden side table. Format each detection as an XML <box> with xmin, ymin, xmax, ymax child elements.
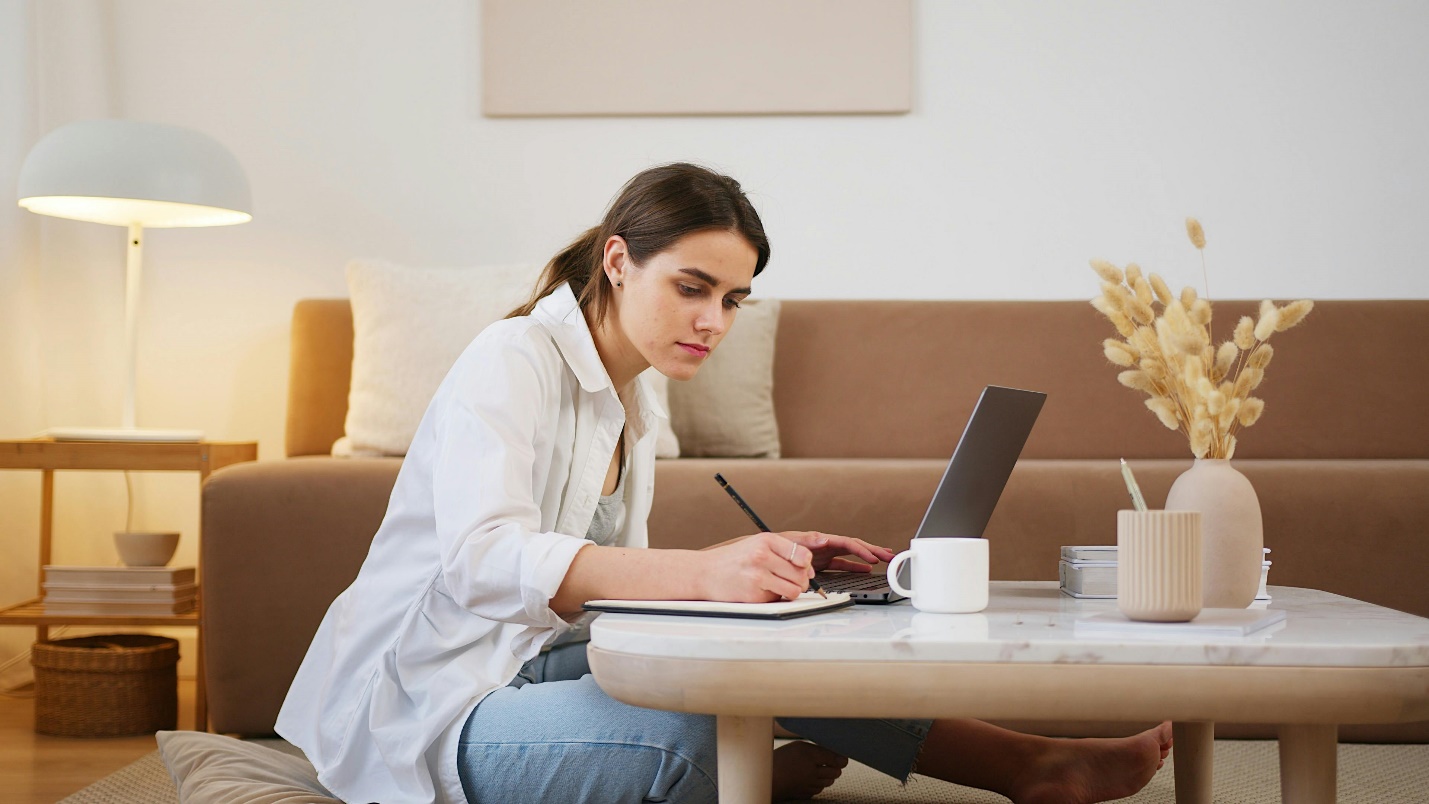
<box><xmin>0</xmin><ymin>438</ymin><xmax>258</xmax><ymax>731</ymax></box>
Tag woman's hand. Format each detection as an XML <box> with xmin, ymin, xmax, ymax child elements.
<box><xmin>697</xmin><ymin>531</ymin><xmax>896</xmax><ymax>602</ymax></box>
<box><xmin>782</xmin><ymin>531</ymin><xmax>897</xmax><ymax>573</ymax></box>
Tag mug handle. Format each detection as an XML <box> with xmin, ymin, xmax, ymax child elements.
<box><xmin>887</xmin><ymin>551</ymin><xmax>914</xmax><ymax>598</ymax></box>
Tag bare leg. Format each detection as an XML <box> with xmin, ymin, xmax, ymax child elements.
<box><xmin>912</xmin><ymin>719</ymin><xmax>1172</xmax><ymax>804</ymax></box>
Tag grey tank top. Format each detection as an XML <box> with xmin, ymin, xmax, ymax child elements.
<box><xmin>546</xmin><ymin>446</ymin><xmax>627</xmax><ymax>650</ymax></box>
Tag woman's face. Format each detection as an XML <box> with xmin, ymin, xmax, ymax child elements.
<box><xmin>605</xmin><ymin>229</ymin><xmax>758</xmax><ymax>382</ymax></box>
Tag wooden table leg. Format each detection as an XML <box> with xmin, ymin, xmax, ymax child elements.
<box><xmin>717</xmin><ymin>715</ymin><xmax>772</xmax><ymax>804</ymax></box>
<box><xmin>1279</xmin><ymin>724</ymin><xmax>1337</xmax><ymax>803</ymax></box>
<box><xmin>1173</xmin><ymin>721</ymin><xmax>1214</xmax><ymax>804</ymax></box>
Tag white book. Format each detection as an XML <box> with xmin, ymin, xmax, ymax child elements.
<box><xmin>1074</xmin><ymin>607</ymin><xmax>1287</xmax><ymax>639</ymax></box>
<box><xmin>43</xmin><ymin>565</ymin><xmax>196</xmax><ymax>586</ymax></box>
<box><xmin>42</xmin><ymin>598</ymin><xmax>197</xmax><ymax>616</ymax></box>
<box><xmin>1061</xmin><ymin>545</ymin><xmax>1119</xmax><ymax>561</ymax></box>
<box><xmin>1059</xmin><ymin>560</ymin><xmax>1117</xmax><ymax>597</ymax></box>
<box><xmin>584</xmin><ymin>592</ymin><xmax>853</xmax><ymax>620</ymax></box>
<box><xmin>43</xmin><ymin>581</ymin><xmax>196</xmax><ymax>603</ymax></box>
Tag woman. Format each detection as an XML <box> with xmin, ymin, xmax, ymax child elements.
<box><xmin>277</xmin><ymin>163</ymin><xmax>1172</xmax><ymax>804</ymax></box>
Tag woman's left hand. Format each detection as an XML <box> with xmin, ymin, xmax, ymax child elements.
<box><xmin>781</xmin><ymin>531</ymin><xmax>896</xmax><ymax>573</ymax></box>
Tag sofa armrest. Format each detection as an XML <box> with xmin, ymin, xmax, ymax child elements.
<box><xmin>201</xmin><ymin>456</ymin><xmax>400</xmax><ymax>735</ymax></box>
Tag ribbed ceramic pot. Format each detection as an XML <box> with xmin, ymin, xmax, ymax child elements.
<box><xmin>1117</xmin><ymin>510</ymin><xmax>1203</xmax><ymax>622</ymax></box>
<box><xmin>1164</xmin><ymin>458</ymin><xmax>1263</xmax><ymax>609</ymax></box>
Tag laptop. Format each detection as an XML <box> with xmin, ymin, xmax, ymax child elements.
<box><xmin>815</xmin><ymin>385</ymin><xmax>1047</xmax><ymax>603</ymax></box>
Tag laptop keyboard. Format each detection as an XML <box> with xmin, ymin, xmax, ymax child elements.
<box><xmin>816</xmin><ymin>572</ymin><xmax>889</xmax><ymax>592</ymax></box>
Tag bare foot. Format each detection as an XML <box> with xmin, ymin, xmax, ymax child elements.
<box><xmin>771</xmin><ymin>740</ymin><xmax>848</xmax><ymax>801</ymax></box>
<box><xmin>1008</xmin><ymin>722</ymin><xmax>1173</xmax><ymax>804</ymax></box>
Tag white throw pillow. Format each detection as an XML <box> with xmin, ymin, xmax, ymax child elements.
<box><xmin>156</xmin><ymin>731</ymin><xmax>342</xmax><ymax>803</ymax></box>
<box><xmin>667</xmin><ymin>299</ymin><xmax>781</xmax><ymax>458</ymax></box>
<box><xmin>335</xmin><ymin>259</ymin><xmax>541</xmax><ymax>456</ymax></box>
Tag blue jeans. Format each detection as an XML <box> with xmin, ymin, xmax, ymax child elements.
<box><xmin>457</xmin><ymin>642</ymin><xmax>932</xmax><ymax>804</ymax></box>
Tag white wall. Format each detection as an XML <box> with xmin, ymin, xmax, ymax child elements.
<box><xmin>3</xmin><ymin>0</ymin><xmax>1427</xmax><ymax>680</ymax></box>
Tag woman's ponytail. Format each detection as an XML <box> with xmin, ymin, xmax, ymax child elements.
<box><xmin>505</xmin><ymin>226</ymin><xmax>602</xmax><ymax>320</ymax></box>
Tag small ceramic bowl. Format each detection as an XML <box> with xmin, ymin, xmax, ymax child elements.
<box><xmin>114</xmin><ymin>531</ymin><xmax>180</xmax><ymax>567</ymax></box>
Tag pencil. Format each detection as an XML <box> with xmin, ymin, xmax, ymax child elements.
<box><xmin>714</xmin><ymin>473</ymin><xmax>828</xmax><ymax>598</ymax></box>
<box><xmin>1120</xmin><ymin>458</ymin><xmax>1148</xmax><ymax>512</ymax></box>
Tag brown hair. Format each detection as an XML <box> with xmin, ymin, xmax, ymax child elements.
<box><xmin>506</xmin><ymin>163</ymin><xmax>770</xmax><ymax>326</ymax></box>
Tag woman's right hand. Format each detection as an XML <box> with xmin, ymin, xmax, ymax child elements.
<box><xmin>697</xmin><ymin>532</ymin><xmax>817</xmax><ymax>602</ymax></box>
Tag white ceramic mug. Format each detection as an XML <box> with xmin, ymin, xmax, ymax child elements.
<box><xmin>886</xmin><ymin>537</ymin><xmax>989</xmax><ymax>613</ymax></box>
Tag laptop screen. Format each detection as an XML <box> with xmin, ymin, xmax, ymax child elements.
<box><xmin>912</xmin><ymin>385</ymin><xmax>1046</xmax><ymax>540</ymax></box>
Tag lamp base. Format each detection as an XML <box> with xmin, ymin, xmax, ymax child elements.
<box><xmin>42</xmin><ymin>426</ymin><xmax>204</xmax><ymax>443</ymax></box>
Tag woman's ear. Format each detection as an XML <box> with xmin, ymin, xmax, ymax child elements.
<box><xmin>602</xmin><ymin>235</ymin><xmax>630</xmax><ymax>287</ymax></box>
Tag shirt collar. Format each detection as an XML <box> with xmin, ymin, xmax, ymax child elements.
<box><xmin>531</xmin><ymin>282</ymin><xmax>667</xmax><ymax>435</ymax></box>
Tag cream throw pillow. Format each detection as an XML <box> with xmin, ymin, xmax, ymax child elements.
<box><xmin>335</xmin><ymin>259</ymin><xmax>541</xmax><ymax>456</ymax></box>
<box><xmin>667</xmin><ymin>299</ymin><xmax>781</xmax><ymax>458</ymax></box>
<box><xmin>156</xmin><ymin>731</ymin><xmax>342</xmax><ymax>803</ymax></box>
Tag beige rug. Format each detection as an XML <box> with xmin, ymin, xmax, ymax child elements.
<box><xmin>61</xmin><ymin>740</ymin><xmax>1429</xmax><ymax>803</ymax></box>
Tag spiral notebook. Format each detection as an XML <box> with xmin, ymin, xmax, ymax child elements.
<box><xmin>583</xmin><ymin>591</ymin><xmax>853</xmax><ymax>620</ymax></box>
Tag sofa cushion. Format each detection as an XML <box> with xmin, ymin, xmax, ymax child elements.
<box><xmin>156</xmin><ymin>731</ymin><xmax>340</xmax><ymax>803</ymax></box>
<box><xmin>338</xmin><ymin>258</ymin><xmax>541</xmax><ymax>456</ymax></box>
<box><xmin>668</xmin><ymin>298</ymin><xmax>781</xmax><ymax>458</ymax></box>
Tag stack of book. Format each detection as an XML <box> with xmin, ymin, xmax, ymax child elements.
<box><xmin>42</xmin><ymin>565</ymin><xmax>197</xmax><ymax>616</ymax></box>
<box><xmin>1059</xmin><ymin>546</ymin><xmax>1271</xmax><ymax>601</ymax></box>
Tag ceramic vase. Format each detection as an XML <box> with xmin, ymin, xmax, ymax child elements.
<box><xmin>1164</xmin><ymin>458</ymin><xmax>1263</xmax><ymax>608</ymax></box>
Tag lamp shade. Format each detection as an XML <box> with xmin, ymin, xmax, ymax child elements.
<box><xmin>17</xmin><ymin>119</ymin><xmax>252</xmax><ymax>228</ymax></box>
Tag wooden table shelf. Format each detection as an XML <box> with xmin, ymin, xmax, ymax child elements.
<box><xmin>0</xmin><ymin>594</ymin><xmax>200</xmax><ymax>627</ymax></box>
<box><xmin>0</xmin><ymin>438</ymin><xmax>257</xmax><ymax>732</ymax></box>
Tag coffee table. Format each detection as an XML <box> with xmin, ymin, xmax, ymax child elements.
<box><xmin>588</xmin><ymin>582</ymin><xmax>1429</xmax><ymax>804</ymax></box>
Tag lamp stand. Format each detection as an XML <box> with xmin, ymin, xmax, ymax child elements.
<box><xmin>41</xmin><ymin>223</ymin><xmax>203</xmax><ymax>443</ymax></box>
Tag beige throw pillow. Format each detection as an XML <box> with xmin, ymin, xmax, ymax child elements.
<box><xmin>667</xmin><ymin>299</ymin><xmax>781</xmax><ymax>458</ymax></box>
<box><xmin>336</xmin><ymin>259</ymin><xmax>541</xmax><ymax>456</ymax></box>
<box><xmin>156</xmin><ymin>731</ymin><xmax>342</xmax><ymax>803</ymax></box>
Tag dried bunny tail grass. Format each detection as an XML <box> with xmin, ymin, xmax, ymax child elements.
<box><xmin>1164</xmin><ymin>302</ymin><xmax>1205</xmax><ymax>354</ymax></box>
<box><xmin>1102</xmin><ymin>282</ymin><xmax>1134</xmax><ymax>313</ymax></box>
<box><xmin>1249</xmin><ymin>343</ymin><xmax>1274</xmax><ymax>370</ymax></box>
<box><xmin>1118</xmin><ymin>370</ymin><xmax>1157</xmax><ymax>394</ymax></box>
<box><xmin>1200</xmin><ymin>344</ymin><xmax>1215</xmax><ymax>369</ymax></box>
<box><xmin>1186</xmin><ymin>217</ymin><xmax>1206</xmax><ymax>249</ymax></box>
<box><xmin>1260</xmin><ymin>299</ymin><xmax>1276</xmax><ymax>320</ymax></box>
<box><xmin>1104</xmin><ymin>339</ymin><xmax>1137</xmax><ymax>367</ymax></box>
<box><xmin>1182</xmin><ymin>356</ymin><xmax>1206</xmax><ymax>388</ymax></box>
<box><xmin>1224</xmin><ymin>434</ymin><xmax>1237</xmax><ymax>460</ymax></box>
<box><xmin>1106</xmin><ymin>309</ymin><xmax>1136</xmax><ymax>338</ymax></box>
<box><xmin>1090</xmin><ymin>259</ymin><xmax>1124</xmax><ymax>284</ymax></box>
<box><xmin>1181</xmin><ymin>286</ymin><xmax>1199</xmax><ymax>310</ymax></box>
<box><xmin>1207</xmin><ymin>388</ymin><xmax>1226</xmax><ymax>415</ymax></box>
<box><xmin>1197</xmin><ymin>376</ymin><xmax>1215</xmax><ymax>399</ymax></box>
<box><xmin>1234</xmin><ymin>366</ymin><xmax>1265</xmax><ymax>397</ymax></box>
<box><xmin>1140</xmin><ymin>357</ymin><xmax>1167</xmax><ymax>381</ymax></box>
<box><xmin>1124</xmin><ymin>263</ymin><xmax>1144</xmax><ymax>285</ymax></box>
<box><xmin>1213</xmin><ymin>342</ymin><xmax>1238</xmax><ymax>382</ymax></box>
<box><xmin>1132</xmin><ymin>275</ymin><xmax>1154</xmax><ymax>307</ymax></box>
<box><xmin>1190</xmin><ymin>417</ymin><xmax>1214</xmax><ymax>458</ymax></box>
<box><xmin>1218</xmin><ymin>396</ymin><xmax>1241</xmax><ymax>429</ymax></box>
<box><xmin>1238</xmin><ymin>397</ymin><xmax>1265</xmax><ymax>427</ymax></box>
<box><xmin>1234</xmin><ymin>316</ymin><xmax>1256</xmax><ymax>350</ymax></box>
<box><xmin>1127</xmin><ymin>296</ymin><xmax>1155</xmax><ymax>326</ymax></box>
<box><xmin>1254</xmin><ymin>306</ymin><xmax>1280</xmax><ymax>341</ymax></box>
<box><xmin>1132</xmin><ymin>325</ymin><xmax>1159</xmax><ymax>355</ymax></box>
<box><xmin>1190</xmin><ymin>298</ymin><xmax>1212</xmax><ymax>326</ymax></box>
<box><xmin>1276</xmin><ymin>299</ymin><xmax>1314</xmax><ymax>332</ymax></box>
<box><xmin>1145</xmin><ymin>397</ymin><xmax>1181</xmax><ymax>431</ymax></box>
<box><xmin>1149</xmin><ymin>274</ymin><xmax>1175</xmax><ymax>306</ymax></box>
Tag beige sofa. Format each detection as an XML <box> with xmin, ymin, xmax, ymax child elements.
<box><xmin>201</xmin><ymin>298</ymin><xmax>1429</xmax><ymax>742</ymax></box>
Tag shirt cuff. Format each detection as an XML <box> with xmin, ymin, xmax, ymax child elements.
<box><xmin>520</xmin><ymin>531</ymin><xmax>593</xmax><ymax>628</ymax></box>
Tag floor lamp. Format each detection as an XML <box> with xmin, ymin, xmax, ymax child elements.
<box><xmin>17</xmin><ymin>119</ymin><xmax>252</xmax><ymax>442</ymax></box>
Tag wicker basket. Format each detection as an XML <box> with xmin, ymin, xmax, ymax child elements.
<box><xmin>31</xmin><ymin>634</ymin><xmax>179</xmax><ymax>737</ymax></box>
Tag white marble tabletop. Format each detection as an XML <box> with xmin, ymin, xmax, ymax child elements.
<box><xmin>589</xmin><ymin>582</ymin><xmax>1429</xmax><ymax>668</ymax></box>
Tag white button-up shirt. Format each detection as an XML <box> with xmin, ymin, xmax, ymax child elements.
<box><xmin>276</xmin><ymin>282</ymin><xmax>662</xmax><ymax>804</ymax></box>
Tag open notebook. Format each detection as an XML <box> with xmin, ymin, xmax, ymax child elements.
<box><xmin>583</xmin><ymin>591</ymin><xmax>853</xmax><ymax>620</ymax></box>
